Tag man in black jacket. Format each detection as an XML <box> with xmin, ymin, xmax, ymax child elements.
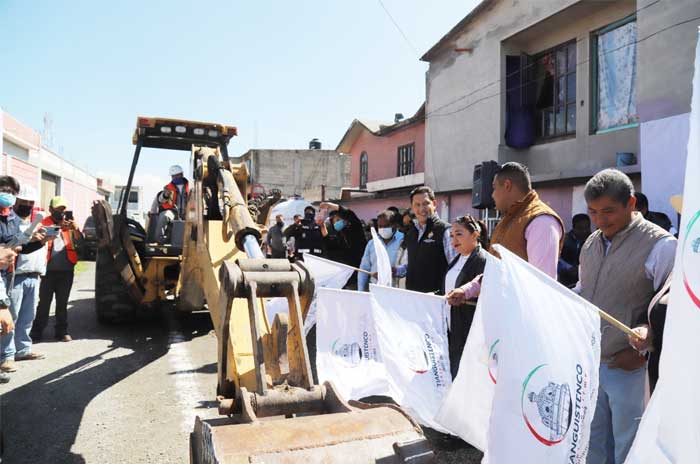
<box><xmin>284</xmin><ymin>206</ymin><xmax>324</xmax><ymax>261</ymax></box>
<box><xmin>396</xmin><ymin>186</ymin><xmax>456</xmax><ymax>294</ymax></box>
<box><xmin>319</xmin><ymin>202</ymin><xmax>366</xmax><ymax>289</ymax></box>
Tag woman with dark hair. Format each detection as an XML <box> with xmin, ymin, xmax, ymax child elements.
<box><xmin>443</xmin><ymin>215</ymin><xmax>489</xmax><ymax>379</ymax></box>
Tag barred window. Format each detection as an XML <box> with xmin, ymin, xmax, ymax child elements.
<box><xmin>360</xmin><ymin>151</ymin><xmax>368</xmax><ymax>188</ymax></box>
<box><xmin>397</xmin><ymin>143</ymin><xmax>415</xmax><ymax>176</ymax></box>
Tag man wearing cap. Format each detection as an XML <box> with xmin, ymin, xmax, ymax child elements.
<box><xmin>153</xmin><ymin>165</ymin><xmax>189</xmax><ymax>243</ymax></box>
<box><xmin>32</xmin><ymin>196</ymin><xmax>83</xmax><ymax>343</ymax></box>
<box><xmin>1</xmin><ymin>186</ymin><xmax>47</xmax><ymax>369</ymax></box>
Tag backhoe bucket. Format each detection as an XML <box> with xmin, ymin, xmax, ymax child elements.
<box><xmin>190</xmin><ymin>401</ymin><xmax>434</xmax><ymax>464</ymax></box>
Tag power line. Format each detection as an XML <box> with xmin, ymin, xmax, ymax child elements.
<box><xmin>376</xmin><ymin>0</ymin><xmax>420</xmax><ymax>57</ymax></box>
<box><xmin>427</xmin><ymin>12</ymin><xmax>700</xmax><ymax>119</ymax></box>
<box><xmin>426</xmin><ymin>0</ymin><xmax>671</xmax><ymax>118</ymax></box>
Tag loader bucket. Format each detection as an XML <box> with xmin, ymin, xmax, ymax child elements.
<box><xmin>190</xmin><ymin>402</ymin><xmax>434</xmax><ymax>464</ymax></box>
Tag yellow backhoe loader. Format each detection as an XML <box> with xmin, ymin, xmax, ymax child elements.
<box><xmin>92</xmin><ymin>117</ymin><xmax>434</xmax><ymax>463</ymax></box>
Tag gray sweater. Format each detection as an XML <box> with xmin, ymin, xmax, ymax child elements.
<box><xmin>579</xmin><ymin>213</ymin><xmax>670</xmax><ymax>360</ymax></box>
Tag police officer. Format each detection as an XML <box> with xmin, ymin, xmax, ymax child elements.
<box><xmin>284</xmin><ymin>206</ymin><xmax>324</xmax><ymax>261</ymax></box>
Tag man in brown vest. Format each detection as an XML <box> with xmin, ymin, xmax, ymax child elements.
<box><xmin>447</xmin><ymin>162</ymin><xmax>563</xmax><ymax>305</ymax></box>
<box><xmin>579</xmin><ymin>169</ymin><xmax>675</xmax><ymax>464</ymax></box>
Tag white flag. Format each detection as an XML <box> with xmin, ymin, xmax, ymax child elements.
<box><xmin>439</xmin><ymin>246</ymin><xmax>601</xmax><ymax>461</ymax></box>
<box><xmin>485</xmin><ymin>246</ymin><xmax>600</xmax><ymax>463</ymax></box>
<box><xmin>625</xmin><ymin>28</ymin><xmax>700</xmax><ymax>464</ymax></box>
<box><xmin>436</xmin><ymin>252</ymin><xmax>505</xmax><ymax>450</ymax></box>
<box><xmin>370</xmin><ymin>227</ymin><xmax>392</xmax><ymax>287</ymax></box>
<box><xmin>316</xmin><ymin>288</ymin><xmax>391</xmax><ymax>400</ymax></box>
<box><xmin>370</xmin><ymin>284</ymin><xmax>451</xmax><ymax>432</ymax></box>
<box><xmin>263</xmin><ymin>254</ymin><xmax>354</xmax><ymax>335</ymax></box>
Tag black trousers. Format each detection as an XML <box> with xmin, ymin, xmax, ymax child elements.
<box><xmin>33</xmin><ymin>270</ymin><xmax>75</xmax><ymax>336</ymax></box>
<box><xmin>448</xmin><ymin>305</ymin><xmax>476</xmax><ymax>380</ymax></box>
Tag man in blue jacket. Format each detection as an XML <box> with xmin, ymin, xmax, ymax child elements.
<box><xmin>358</xmin><ymin>210</ymin><xmax>404</xmax><ymax>291</ymax></box>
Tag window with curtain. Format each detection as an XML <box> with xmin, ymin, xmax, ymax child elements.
<box><xmin>359</xmin><ymin>152</ymin><xmax>368</xmax><ymax>188</ymax></box>
<box><xmin>593</xmin><ymin>17</ymin><xmax>638</xmax><ymax>132</ymax></box>
<box><xmin>397</xmin><ymin>143</ymin><xmax>415</xmax><ymax>176</ymax></box>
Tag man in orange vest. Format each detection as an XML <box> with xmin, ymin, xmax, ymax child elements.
<box><xmin>31</xmin><ymin>196</ymin><xmax>82</xmax><ymax>342</ymax></box>
<box><xmin>153</xmin><ymin>165</ymin><xmax>189</xmax><ymax>243</ymax></box>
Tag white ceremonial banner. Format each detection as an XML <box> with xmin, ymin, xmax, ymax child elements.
<box><xmin>264</xmin><ymin>254</ymin><xmax>354</xmax><ymax>336</ymax></box>
<box><xmin>370</xmin><ymin>284</ymin><xmax>451</xmax><ymax>432</ymax></box>
<box><xmin>315</xmin><ymin>288</ymin><xmax>391</xmax><ymax>400</ymax></box>
<box><xmin>625</xmin><ymin>28</ymin><xmax>700</xmax><ymax>464</ymax></box>
<box><xmin>370</xmin><ymin>227</ymin><xmax>393</xmax><ymax>287</ymax></box>
<box><xmin>485</xmin><ymin>246</ymin><xmax>600</xmax><ymax>464</ymax></box>
<box><xmin>436</xmin><ymin>252</ymin><xmax>504</xmax><ymax>450</ymax></box>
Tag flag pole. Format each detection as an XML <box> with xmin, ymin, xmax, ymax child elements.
<box><xmin>597</xmin><ymin>308</ymin><xmax>639</xmax><ymax>338</ymax></box>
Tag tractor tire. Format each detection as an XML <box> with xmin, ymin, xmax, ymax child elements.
<box><xmin>95</xmin><ymin>247</ymin><xmax>137</xmax><ymax>324</ymax></box>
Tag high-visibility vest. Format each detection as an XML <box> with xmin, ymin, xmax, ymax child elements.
<box><xmin>160</xmin><ymin>181</ymin><xmax>190</xmax><ymax>211</ymax></box>
<box><xmin>42</xmin><ymin>216</ymin><xmax>79</xmax><ymax>265</ymax></box>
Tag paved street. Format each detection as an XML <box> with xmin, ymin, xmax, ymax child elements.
<box><xmin>0</xmin><ymin>262</ymin><xmax>220</xmax><ymax>463</ymax></box>
<box><xmin>0</xmin><ymin>263</ymin><xmax>481</xmax><ymax>464</ymax></box>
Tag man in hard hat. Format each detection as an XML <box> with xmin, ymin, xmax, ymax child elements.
<box><xmin>32</xmin><ymin>196</ymin><xmax>82</xmax><ymax>343</ymax></box>
<box><xmin>153</xmin><ymin>165</ymin><xmax>189</xmax><ymax>243</ymax></box>
<box><xmin>1</xmin><ymin>186</ymin><xmax>47</xmax><ymax>370</ymax></box>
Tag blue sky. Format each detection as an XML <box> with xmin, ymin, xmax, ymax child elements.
<box><xmin>1</xmin><ymin>0</ymin><xmax>478</xmax><ymax>195</ymax></box>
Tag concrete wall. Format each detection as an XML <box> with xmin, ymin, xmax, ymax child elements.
<box><xmin>239</xmin><ymin>149</ymin><xmax>350</xmax><ymax>202</ymax></box>
<box><xmin>424</xmin><ymin>0</ymin><xmax>654</xmax><ymax>194</ymax></box>
<box><xmin>347</xmin><ymin>122</ymin><xmax>425</xmax><ymax>187</ymax></box>
<box><xmin>637</xmin><ymin>0</ymin><xmax>700</xmax><ymax>227</ymax></box>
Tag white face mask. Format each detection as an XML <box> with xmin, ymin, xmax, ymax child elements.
<box><xmin>378</xmin><ymin>227</ymin><xmax>395</xmax><ymax>240</ymax></box>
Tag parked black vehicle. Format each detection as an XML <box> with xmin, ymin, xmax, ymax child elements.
<box><xmin>81</xmin><ymin>215</ymin><xmax>97</xmax><ymax>260</ymax></box>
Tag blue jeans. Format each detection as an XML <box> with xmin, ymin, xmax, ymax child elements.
<box><xmin>1</xmin><ymin>274</ymin><xmax>40</xmax><ymax>360</ymax></box>
<box><xmin>587</xmin><ymin>363</ymin><xmax>646</xmax><ymax>464</ymax></box>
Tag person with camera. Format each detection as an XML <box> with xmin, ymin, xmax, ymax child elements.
<box><xmin>153</xmin><ymin>165</ymin><xmax>190</xmax><ymax>243</ymax></box>
<box><xmin>32</xmin><ymin>196</ymin><xmax>83</xmax><ymax>343</ymax></box>
<box><xmin>0</xmin><ymin>176</ymin><xmax>46</xmax><ymax>379</ymax></box>
<box><xmin>0</xmin><ymin>186</ymin><xmax>48</xmax><ymax>375</ymax></box>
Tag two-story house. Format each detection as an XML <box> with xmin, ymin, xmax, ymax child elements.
<box><xmin>422</xmin><ymin>0</ymin><xmax>700</xmax><ymax>229</ymax></box>
<box><xmin>337</xmin><ymin>105</ymin><xmax>426</xmax><ymax>221</ymax></box>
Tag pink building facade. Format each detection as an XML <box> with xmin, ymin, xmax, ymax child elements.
<box><xmin>337</xmin><ymin>105</ymin><xmax>427</xmax><ymax>222</ymax></box>
<box><xmin>1</xmin><ymin>109</ymin><xmax>108</xmax><ymax>228</ymax></box>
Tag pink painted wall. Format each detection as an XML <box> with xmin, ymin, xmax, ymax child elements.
<box><xmin>342</xmin><ymin>195</ymin><xmax>411</xmax><ymax>222</ymax></box>
<box><xmin>10</xmin><ymin>157</ymin><xmax>39</xmax><ymax>191</ymax></box>
<box><xmin>536</xmin><ymin>184</ymin><xmax>573</xmax><ymax>230</ymax></box>
<box><xmin>61</xmin><ymin>179</ymin><xmax>102</xmax><ymax>227</ymax></box>
<box><xmin>2</xmin><ymin>112</ymin><xmax>40</xmax><ymax>148</ymax></box>
<box><xmin>349</xmin><ymin>121</ymin><xmax>425</xmax><ymax>187</ymax></box>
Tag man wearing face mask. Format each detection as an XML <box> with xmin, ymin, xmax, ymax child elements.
<box><xmin>0</xmin><ymin>186</ymin><xmax>47</xmax><ymax>373</ymax></box>
<box><xmin>0</xmin><ymin>177</ymin><xmax>46</xmax><ymax>377</ymax></box>
<box><xmin>284</xmin><ymin>206</ymin><xmax>324</xmax><ymax>261</ymax></box>
<box><xmin>319</xmin><ymin>202</ymin><xmax>367</xmax><ymax>289</ymax></box>
<box><xmin>32</xmin><ymin>196</ymin><xmax>83</xmax><ymax>343</ymax></box>
<box><xmin>358</xmin><ymin>210</ymin><xmax>404</xmax><ymax>291</ymax></box>
<box><xmin>153</xmin><ymin>165</ymin><xmax>190</xmax><ymax>243</ymax></box>
<box><xmin>265</xmin><ymin>214</ymin><xmax>287</xmax><ymax>259</ymax></box>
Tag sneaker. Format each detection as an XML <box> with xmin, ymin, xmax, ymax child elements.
<box><xmin>0</xmin><ymin>360</ymin><xmax>17</xmax><ymax>372</ymax></box>
<box><xmin>0</xmin><ymin>372</ymin><xmax>9</xmax><ymax>384</ymax></box>
<box><xmin>15</xmin><ymin>352</ymin><xmax>45</xmax><ymax>361</ymax></box>
<box><xmin>60</xmin><ymin>334</ymin><xmax>72</xmax><ymax>342</ymax></box>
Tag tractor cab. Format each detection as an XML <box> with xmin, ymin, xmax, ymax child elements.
<box><xmin>91</xmin><ymin>116</ymin><xmax>239</xmax><ymax>318</ymax></box>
